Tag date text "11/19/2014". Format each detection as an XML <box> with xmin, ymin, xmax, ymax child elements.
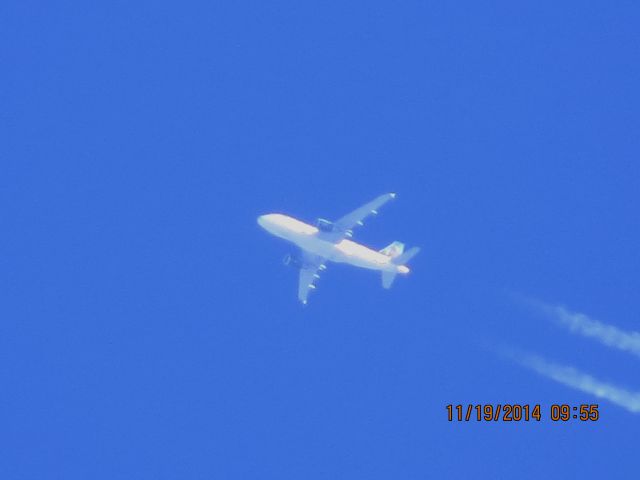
<box><xmin>446</xmin><ymin>404</ymin><xmax>599</xmax><ymax>422</ymax></box>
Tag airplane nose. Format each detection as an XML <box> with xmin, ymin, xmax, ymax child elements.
<box><xmin>257</xmin><ymin>214</ymin><xmax>273</xmax><ymax>229</ymax></box>
<box><xmin>258</xmin><ymin>213</ymin><xmax>282</xmax><ymax>232</ymax></box>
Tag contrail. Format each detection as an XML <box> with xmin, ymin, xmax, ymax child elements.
<box><xmin>519</xmin><ymin>296</ymin><xmax>640</xmax><ymax>359</ymax></box>
<box><xmin>507</xmin><ymin>349</ymin><xmax>640</xmax><ymax>414</ymax></box>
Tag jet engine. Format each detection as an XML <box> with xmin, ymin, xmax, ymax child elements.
<box><xmin>316</xmin><ymin>218</ymin><xmax>334</xmax><ymax>233</ymax></box>
<box><xmin>283</xmin><ymin>253</ymin><xmax>302</xmax><ymax>268</ymax></box>
<box><xmin>315</xmin><ymin>218</ymin><xmax>354</xmax><ymax>237</ymax></box>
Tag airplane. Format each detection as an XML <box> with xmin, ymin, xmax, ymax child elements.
<box><xmin>257</xmin><ymin>193</ymin><xmax>420</xmax><ymax>304</ymax></box>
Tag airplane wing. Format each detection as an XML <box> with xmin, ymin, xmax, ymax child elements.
<box><xmin>297</xmin><ymin>252</ymin><xmax>327</xmax><ymax>304</ymax></box>
<box><xmin>333</xmin><ymin>193</ymin><xmax>396</xmax><ymax>237</ymax></box>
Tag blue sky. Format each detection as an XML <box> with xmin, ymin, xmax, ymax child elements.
<box><xmin>2</xmin><ymin>1</ymin><xmax>639</xmax><ymax>478</ymax></box>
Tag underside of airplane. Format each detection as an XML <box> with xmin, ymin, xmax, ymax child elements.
<box><xmin>258</xmin><ymin>193</ymin><xmax>420</xmax><ymax>304</ymax></box>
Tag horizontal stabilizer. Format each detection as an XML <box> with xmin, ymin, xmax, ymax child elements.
<box><xmin>382</xmin><ymin>271</ymin><xmax>397</xmax><ymax>289</ymax></box>
<box><xmin>392</xmin><ymin>246</ymin><xmax>420</xmax><ymax>265</ymax></box>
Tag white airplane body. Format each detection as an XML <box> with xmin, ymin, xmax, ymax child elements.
<box><xmin>258</xmin><ymin>193</ymin><xmax>419</xmax><ymax>304</ymax></box>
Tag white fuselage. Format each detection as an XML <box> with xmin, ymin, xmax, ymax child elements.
<box><xmin>257</xmin><ymin>214</ymin><xmax>409</xmax><ymax>274</ymax></box>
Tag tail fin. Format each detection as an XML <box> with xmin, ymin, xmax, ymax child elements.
<box><xmin>379</xmin><ymin>241</ymin><xmax>405</xmax><ymax>258</ymax></box>
<box><xmin>381</xmin><ymin>246</ymin><xmax>420</xmax><ymax>289</ymax></box>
